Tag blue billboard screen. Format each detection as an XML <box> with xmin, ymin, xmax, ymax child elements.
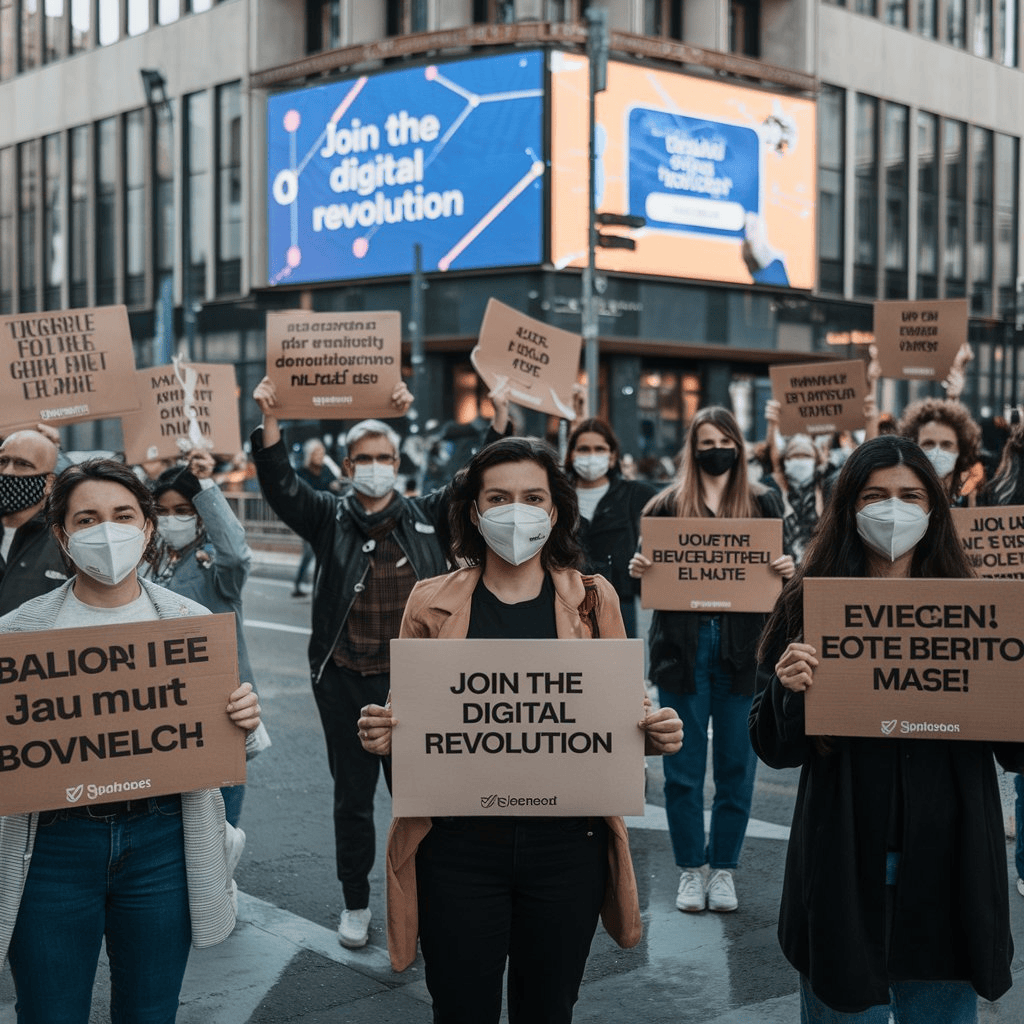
<box><xmin>266</xmin><ymin>51</ymin><xmax>544</xmax><ymax>286</ymax></box>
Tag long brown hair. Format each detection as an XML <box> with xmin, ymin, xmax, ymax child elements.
<box><xmin>644</xmin><ymin>406</ymin><xmax>764</xmax><ymax>519</ymax></box>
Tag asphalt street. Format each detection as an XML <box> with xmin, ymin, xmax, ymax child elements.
<box><xmin>2</xmin><ymin>552</ymin><xmax>1023</xmax><ymax>1022</ymax></box>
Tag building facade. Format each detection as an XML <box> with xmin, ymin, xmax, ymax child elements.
<box><xmin>1</xmin><ymin>0</ymin><xmax>1021</xmax><ymax>461</ymax></box>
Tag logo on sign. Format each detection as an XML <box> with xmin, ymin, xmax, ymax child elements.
<box><xmin>480</xmin><ymin>793</ymin><xmax>558</xmax><ymax>808</ymax></box>
<box><xmin>66</xmin><ymin>784</ymin><xmax>84</xmax><ymax>803</ymax></box>
<box><xmin>880</xmin><ymin>719</ymin><xmax>897</xmax><ymax>735</ymax></box>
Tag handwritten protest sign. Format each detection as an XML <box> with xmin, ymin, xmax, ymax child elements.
<box><xmin>0</xmin><ymin>305</ymin><xmax>140</xmax><ymax>431</ymax></box>
<box><xmin>470</xmin><ymin>299</ymin><xmax>581</xmax><ymax>419</ymax></box>
<box><xmin>769</xmin><ymin>359</ymin><xmax>869</xmax><ymax>436</ymax></box>
<box><xmin>803</xmin><ymin>578</ymin><xmax>1024</xmax><ymax>741</ymax></box>
<box><xmin>951</xmin><ymin>506</ymin><xmax>1024</xmax><ymax>579</ymax></box>
<box><xmin>264</xmin><ymin>310</ymin><xmax>402</xmax><ymax>420</ymax></box>
<box><xmin>121</xmin><ymin>361</ymin><xmax>242</xmax><ymax>463</ymax></box>
<box><xmin>390</xmin><ymin>638</ymin><xmax>645</xmax><ymax>817</ymax></box>
<box><xmin>872</xmin><ymin>299</ymin><xmax>968</xmax><ymax>381</ymax></box>
<box><xmin>640</xmin><ymin>517</ymin><xmax>783</xmax><ymax>611</ymax></box>
<box><xmin>0</xmin><ymin>614</ymin><xmax>244</xmax><ymax>815</ymax></box>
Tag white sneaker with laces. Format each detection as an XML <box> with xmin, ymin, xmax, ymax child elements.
<box><xmin>675</xmin><ymin>868</ymin><xmax>706</xmax><ymax>912</ymax></box>
<box><xmin>338</xmin><ymin>907</ymin><xmax>372</xmax><ymax>948</ymax></box>
<box><xmin>706</xmin><ymin>869</ymin><xmax>738</xmax><ymax>912</ymax></box>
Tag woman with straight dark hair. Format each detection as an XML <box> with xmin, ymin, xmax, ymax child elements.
<box><xmin>751</xmin><ymin>435</ymin><xmax>1024</xmax><ymax>1022</ymax></box>
<box><xmin>0</xmin><ymin>458</ymin><xmax>261</xmax><ymax>1023</ymax></box>
<box><xmin>629</xmin><ymin>406</ymin><xmax>794</xmax><ymax>915</ymax></box>
<box><xmin>563</xmin><ymin>417</ymin><xmax>656</xmax><ymax>636</ymax></box>
<box><xmin>357</xmin><ymin>436</ymin><xmax>682</xmax><ymax>1024</ymax></box>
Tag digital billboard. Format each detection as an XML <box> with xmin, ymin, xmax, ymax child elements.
<box><xmin>550</xmin><ymin>53</ymin><xmax>817</xmax><ymax>290</ymax></box>
<box><xmin>266</xmin><ymin>51</ymin><xmax>544</xmax><ymax>286</ymax></box>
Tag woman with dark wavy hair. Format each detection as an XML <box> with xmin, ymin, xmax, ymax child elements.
<box><xmin>357</xmin><ymin>436</ymin><xmax>682</xmax><ymax>1024</ymax></box>
<box><xmin>751</xmin><ymin>436</ymin><xmax>1024</xmax><ymax>1022</ymax></box>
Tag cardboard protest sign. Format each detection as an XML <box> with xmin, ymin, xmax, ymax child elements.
<box><xmin>390</xmin><ymin>638</ymin><xmax>646</xmax><ymax>817</ymax></box>
<box><xmin>640</xmin><ymin>517</ymin><xmax>783</xmax><ymax>612</ymax></box>
<box><xmin>470</xmin><ymin>298</ymin><xmax>580</xmax><ymax>420</ymax></box>
<box><xmin>0</xmin><ymin>614</ymin><xmax>244</xmax><ymax>815</ymax></box>
<box><xmin>872</xmin><ymin>299</ymin><xmax>968</xmax><ymax>381</ymax></box>
<box><xmin>0</xmin><ymin>305</ymin><xmax>140</xmax><ymax>431</ymax></box>
<box><xmin>803</xmin><ymin>578</ymin><xmax>1024</xmax><ymax>741</ymax></box>
<box><xmin>769</xmin><ymin>359</ymin><xmax>869</xmax><ymax>437</ymax></box>
<box><xmin>264</xmin><ymin>310</ymin><xmax>402</xmax><ymax>420</ymax></box>
<box><xmin>121</xmin><ymin>361</ymin><xmax>242</xmax><ymax>463</ymax></box>
<box><xmin>951</xmin><ymin>506</ymin><xmax>1024</xmax><ymax>579</ymax></box>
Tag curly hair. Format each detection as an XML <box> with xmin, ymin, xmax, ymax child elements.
<box><xmin>898</xmin><ymin>397</ymin><xmax>981</xmax><ymax>495</ymax></box>
<box><xmin>448</xmin><ymin>437</ymin><xmax>583</xmax><ymax>571</ymax></box>
<box><xmin>47</xmin><ymin>458</ymin><xmax>160</xmax><ymax>568</ymax></box>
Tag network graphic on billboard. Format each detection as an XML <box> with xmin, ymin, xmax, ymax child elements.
<box><xmin>266</xmin><ymin>51</ymin><xmax>544</xmax><ymax>286</ymax></box>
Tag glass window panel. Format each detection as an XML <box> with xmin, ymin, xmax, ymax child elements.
<box><xmin>188</xmin><ymin>0</ymin><xmax>211</xmax><ymax>12</ymax></box>
<box><xmin>884</xmin><ymin>104</ymin><xmax>908</xmax><ymax>298</ymax></box>
<box><xmin>44</xmin><ymin>0</ymin><xmax>63</xmax><ymax>62</ymax></box>
<box><xmin>1</xmin><ymin>0</ymin><xmax>14</xmax><ymax>79</ymax></box>
<box><xmin>21</xmin><ymin>0</ymin><xmax>38</xmax><ymax>70</ymax></box>
<box><xmin>70</xmin><ymin>0</ymin><xmax>88</xmax><ymax>51</ymax></box>
<box><xmin>997</xmin><ymin>0</ymin><xmax>1017</xmax><ymax>63</ymax></box>
<box><xmin>43</xmin><ymin>133</ymin><xmax>64</xmax><ymax>309</ymax></box>
<box><xmin>185</xmin><ymin>91</ymin><xmax>209</xmax><ymax>299</ymax></box>
<box><xmin>948</xmin><ymin>0</ymin><xmax>966</xmax><ymax>45</ymax></box>
<box><xmin>854</xmin><ymin>0</ymin><xmax>875</xmax><ymax>13</ymax></box>
<box><xmin>124</xmin><ymin>109</ymin><xmax>145</xmax><ymax>306</ymax></box>
<box><xmin>19</xmin><ymin>141</ymin><xmax>39</xmax><ymax>311</ymax></box>
<box><xmin>216</xmin><ymin>82</ymin><xmax>241</xmax><ymax>294</ymax></box>
<box><xmin>974</xmin><ymin>0</ymin><xmax>992</xmax><ymax>55</ymax></box>
<box><xmin>127</xmin><ymin>0</ymin><xmax>147</xmax><ymax>34</ymax></box>
<box><xmin>0</xmin><ymin>148</ymin><xmax>13</xmax><ymax>313</ymax></box>
<box><xmin>917</xmin><ymin>0</ymin><xmax>936</xmax><ymax>35</ymax></box>
<box><xmin>971</xmin><ymin>127</ymin><xmax>993</xmax><ymax>314</ymax></box>
<box><xmin>884</xmin><ymin>0</ymin><xmax>907</xmax><ymax>25</ymax></box>
<box><xmin>98</xmin><ymin>0</ymin><xmax>118</xmax><ymax>44</ymax></box>
<box><xmin>158</xmin><ymin>0</ymin><xmax>178</xmax><ymax>23</ymax></box>
<box><xmin>994</xmin><ymin>133</ymin><xmax>1018</xmax><ymax>316</ymax></box>
<box><xmin>818</xmin><ymin>85</ymin><xmax>845</xmax><ymax>294</ymax></box>
<box><xmin>96</xmin><ymin>117</ymin><xmax>117</xmax><ymax>305</ymax></box>
<box><xmin>944</xmin><ymin>120</ymin><xmax>967</xmax><ymax>297</ymax></box>
<box><xmin>917</xmin><ymin>112</ymin><xmax>939</xmax><ymax>299</ymax></box>
<box><xmin>155</xmin><ymin>101</ymin><xmax>174</xmax><ymax>278</ymax></box>
<box><xmin>854</xmin><ymin>95</ymin><xmax>878</xmax><ymax>298</ymax></box>
<box><xmin>70</xmin><ymin>125</ymin><xmax>88</xmax><ymax>307</ymax></box>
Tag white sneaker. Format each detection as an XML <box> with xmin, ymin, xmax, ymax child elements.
<box><xmin>225</xmin><ymin>824</ymin><xmax>246</xmax><ymax>877</ymax></box>
<box><xmin>338</xmin><ymin>907</ymin><xmax>372</xmax><ymax>948</ymax></box>
<box><xmin>675</xmin><ymin>868</ymin><xmax>706</xmax><ymax>912</ymax></box>
<box><xmin>706</xmin><ymin>869</ymin><xmax>738</xmax><ymax>912</ymax></box>
<box><xmin>1017</xmin><ymin>877</ymin><xmax>1024</xmax><ymax>898</ymax></box>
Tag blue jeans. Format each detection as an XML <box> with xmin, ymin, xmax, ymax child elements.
<box><xmin>294</xmin><ymin>541</ymin><xmax>314</xmax><ymax>589</ymax></box>
<box><xmin>799</xmin><ymin>975</ymin><xmax>978</xmax><ymax>1023</ymax></box>
<box><xmin>658</xmin><ymin>617</ymin><xmax>757</xmax><ymax>869</ymax></box>
<box><xmin>220</xmin><ymin>784</ymin><xmax>245</xmax><ymax>828</ymax></box>
<box><xmin>8</xmin><ymin>795</ymin><xmax>192</xmax><ymax>1024</ymax></box>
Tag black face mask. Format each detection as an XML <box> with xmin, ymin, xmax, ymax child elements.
<box><xmin>0</xmin><ymin>472</ymin><xmax>48</xmax><ymax>515</ymax></box>
<box><xmin>695</xmin><ymin>447</ymin><xmax>738</xmax><ymax>477</ymax></box>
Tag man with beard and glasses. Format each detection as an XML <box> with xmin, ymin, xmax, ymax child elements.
<box><xmin>0</xmin><ymin>429</ymin><xmax>67</xmax><ymax>615</ymax></box>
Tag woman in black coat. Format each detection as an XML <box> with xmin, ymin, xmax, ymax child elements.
<box><xmin>751</xmin><ymin>435</ymin><xmax>1024</xmax><ymax>1022</ymax></box>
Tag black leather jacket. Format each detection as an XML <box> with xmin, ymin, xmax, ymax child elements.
<box><xmin>251</xmin><ymin>430</ymin><xmax>450</xmax><ymax>685</ymax></box>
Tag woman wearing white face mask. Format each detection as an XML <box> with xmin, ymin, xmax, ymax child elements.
<box><xmin>144</xmin><ymin>449</ymin><xmax>269</xmax><ymax>827</ymax></box>
<box><xmin>563</xmin><ymin>418</ymin><xmax>656</xmax><ymax>637</ymax></box>
<box><xmin>356</xmin><ymin>437</ymin><xmax>682</xmax><ymax>1024</ymax></box>
<box><xmin>898</xmin><ymin>397</ymin><xmax>982</xmax><ymax>506</ymax></box>
<box><xmin>751</xmin><ymin>436</ymin><xmax>1024</xmax><ymax>1022</ymax></box>
<box><xmin>0</xmin><ymin>458</ymin><xmax>261</xmax><ymax>1023</ymax></box>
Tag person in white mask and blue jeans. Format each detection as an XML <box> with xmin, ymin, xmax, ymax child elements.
<box><xmin>898</xmin><ymin>397</ymin><xmax>982</xmax><ymax>506</ymax></box>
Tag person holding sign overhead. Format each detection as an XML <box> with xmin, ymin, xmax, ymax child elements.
<box><xmin>357</xmin><ymin>436</ymin><xmax>682</xmax><ymax>1024</ymax></box>
<box><xmin>750</xmin><ymin>435</ymin><xmax>1024</xmax><ymax>1021</ymax></box>
<box><xmin>628</xmin><ymin>406</ymin><xmax>794</xmax><ymax>915</ymax></box>
<box><xmin>0</xmin><ymin>458</ymin><xmax>261</xmax><ymax>1023</ymax></box>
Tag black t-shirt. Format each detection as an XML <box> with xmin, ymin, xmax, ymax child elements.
<box><xmin>467</xmin><ymin>572</ymin><xmax>558</xmax><ymax>640</ymax></box>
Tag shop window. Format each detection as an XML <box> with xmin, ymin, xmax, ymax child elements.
<box><xmin>917</xmin><ymin>111</ymin><xmax>938</xmax><ymax>299</ymax></box>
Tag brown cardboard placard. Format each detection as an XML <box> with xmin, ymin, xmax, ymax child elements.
<box><xmin>0</xmin><ymin>613</ymin><xmax>245</xmax><ymax>816</ymax></box>
<box><xmin>264</xmin><ymin>310</ymin><xmax>403</xmax><ymax>420</ymax></box>
<box><xmin>0</xmin><ymin>305</ymin><xmax>140</xmax><ymax>431</ymax></box>
<box><xmin>121</xmin><ymin>361</ymin><xmax>242</xmax><ymax>463</ymax></box>
<box><xmin>470</xmin><ymin>298</ymin><xmax>580</xmax><ymax>420</ymax></box>
<box><xmin>872</xmin><ymin>299</ymin><xmax>968</xmax><ymax>381</ymax></box>
<box><xmin>389</xmin><ymin>638</ymin><xmax>646</xmax><ymax>817</ymax></box>
<box><xmin>768</xmin><ymin>359</ymin><xmax>869</xmax><ymax>437</ymax></box>
<box><xmin>803</xmin><ymin>577</ymin><xmax>1024</xmax><ymax>741</ymax></box>
<box><xmin>640</xmin><ymin>517</ymin><xmax>783</xmax><ymax>612</ymax></box>
<box><xmin>951</xmin><ymin>505</ymin><xmax>1024</xmax><ymax>579</ymax></box>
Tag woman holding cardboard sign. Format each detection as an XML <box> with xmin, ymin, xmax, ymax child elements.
<box><xmin>357</xmin><ymin>436</ymin><xmax>681</xmax><ymax>1024</ymax></box>
<box><xmin>751</xmin><ymin>435</ymin><xmax>1024</xmax><ymax>1022</ymax></box>
<box><xmin>0</xmin><ymin>458</ymin><xmax>261</xmax><ymax>1023</ymax></box>
<box><xmin>628</xmin><ymin>406</ymin><xmax>794</xmax><ymax>915</ymax></box>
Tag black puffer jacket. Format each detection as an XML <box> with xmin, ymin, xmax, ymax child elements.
<box><xmin>0</xmin><ymin>511</ymin><xmax>70</xmax><ymax>616</ymax></box>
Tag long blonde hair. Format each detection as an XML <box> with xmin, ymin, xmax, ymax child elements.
<box><xmin>645</xmin><ymin>406</ymin><xmax>764</xmax><ymax>519</ymax></box>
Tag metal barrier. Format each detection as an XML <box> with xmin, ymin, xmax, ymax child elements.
<box><xmin>223</xmin><ymin>491</ymin><xmax>303</xmax><ymax>552</ymax></box>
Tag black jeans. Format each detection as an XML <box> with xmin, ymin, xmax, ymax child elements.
<box><xmin>313</xmin><ymin>660</ymin><xmax>391</xmax><ymax>910</ymax></box>
<box><xmin>415</xmin><ymin>816</ymin><xmax>609</xmax><ymax>1024</ymax></box>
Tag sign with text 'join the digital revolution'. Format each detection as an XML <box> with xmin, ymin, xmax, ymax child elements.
<box><xmin>266</xmin><ymin>51</ymin><xmax>543</xmax><ymax>286</ymax></box>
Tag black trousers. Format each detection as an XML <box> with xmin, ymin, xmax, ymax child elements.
<box><xmin>415</xmin><ymin>816</ymin><xmax>609</xmax><ymax>1024</ymax></box>
<box><xmin>313</xmin><ymin>659</ymin><xmax>391</xmax><ymax>909</ymax></box>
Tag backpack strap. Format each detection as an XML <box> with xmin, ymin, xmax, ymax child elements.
<box><xmin>578</xmin><ymin>574</ymin><xmax>600</xmax><ymax>639</ymax></box>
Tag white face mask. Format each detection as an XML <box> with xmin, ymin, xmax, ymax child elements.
<box><xmin>924</xmin><ymin>447</ymin><xmax>958</xmax><ymax>480</ymax></box>
<box><xmin>856</xmin><ymin>497</ymin><xmax>931</xmax><ymax>562</ymax></box>
<box><xmin>351</xmin><ymin>463</ymin><xmax>396</xmax><ymax>498</ymax></box>
<box><xmin>572</xmin><ymin>453</ymin><xmax>610</xmax><ymax>482</ymax></box>
<box><xmin>783</xmin><ymin>457</ymin><xmax>816</xmax><ymax>486</ymax></box>
<box><xmin>66</xmin><ymin>521</ymin><xmax>147</xmax><ymax>586</ymax></box>
<box><xmin>157</xmin><ymin>514</ymin><xmax>200</xmax><ymax>551</ymax></box>
<box><xmin>475</xmin><ymin>502</ymin><xmax>552</xmax><ymax>566</ymax></box>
